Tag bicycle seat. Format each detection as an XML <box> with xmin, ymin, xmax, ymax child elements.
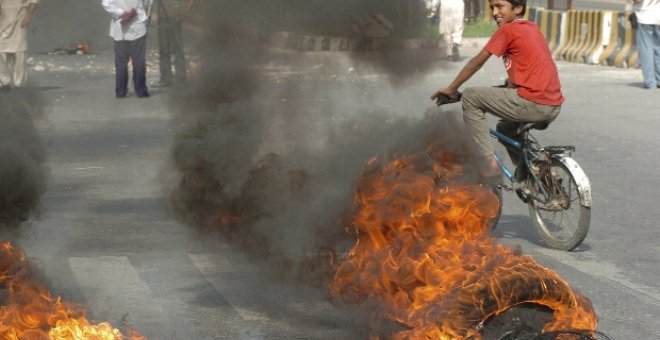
<box><xmin>516</xmin><ymin>122</ymin><xmax>549</xmax><ymax>134</ymax></box>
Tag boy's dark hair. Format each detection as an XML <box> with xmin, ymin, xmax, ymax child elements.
<box><xmin>505</xmin><ymin>0</ymin><xmax>527</xmax><ymax>16</ymax></box>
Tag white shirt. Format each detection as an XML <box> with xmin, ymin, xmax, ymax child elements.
<box><xmin>633</xmin><ymin>0</ymin><xmax>660</xmax><ymax>25</ymax></box>
<box><xmin>102</xmin><ymin>0</ymin><xmax>153</xmax><ymax>41</ymax></box>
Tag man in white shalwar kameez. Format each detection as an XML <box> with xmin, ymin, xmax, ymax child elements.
<box><xmin>429</xmin><ymin>0</ymin><xmax>464</xmax><ymax>60</ymax></box>
<box><xmin>0</xmin><ymin>0</ymin><xmax>38</xmax><ymax>89</ymax></box>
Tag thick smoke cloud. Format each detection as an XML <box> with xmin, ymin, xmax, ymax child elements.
<box><xmin>0</xmin><ymin>91</ymin><xmax>48</xmax><ymax>229</ymax></box>
<box><xmin>164</xmin><ymin>0</ymin><xmax>462</xmax><ymax>284</ymax></box>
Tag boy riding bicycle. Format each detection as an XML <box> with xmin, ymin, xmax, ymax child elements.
<box><xmin>430</xmin><ymin>0</ymin><xmax>563</xmax><ymax>182</ymax></box>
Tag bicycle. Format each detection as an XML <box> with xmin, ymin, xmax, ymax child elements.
<box><xmin>435</xmin><ymin>92</ymin><xmax>592</xmax><ymax>251</ymax></box>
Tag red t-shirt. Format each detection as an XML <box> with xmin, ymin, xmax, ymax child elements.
<box><xmin>484</xmin><ymin>20</ymin><xmax>564</xmax><ymax>106</ymax></box>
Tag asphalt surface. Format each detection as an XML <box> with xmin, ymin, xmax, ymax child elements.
<box><xmin>527</xmin><ymin>0</ymin><xmax>624</xmax><ymax>11</ymax></box>
<box><xmin>573</xmin><ymin>0</ymin><xmax>625</xmax><ymax>11</ymax></box>
<box><xmin>2</xmin><ymin>39</ymin><xmax>659</xmax><ymax>340</ymax></box>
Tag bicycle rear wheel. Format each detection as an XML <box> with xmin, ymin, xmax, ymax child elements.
<box><xmin>527</xmin><ymin>158</ymin><xmax>591</xmax><ymax>251</ymax></box>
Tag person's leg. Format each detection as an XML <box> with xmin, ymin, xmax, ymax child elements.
<box><xmin>0</xmin><ymin>68</ymin><xmax>9</xmax><ymax>88</ymax></box>
<box><xmin>114</xmin><ymin>40</ymin><xmax>129</xmax><ymax>97</ymax></box>
<box><xmin>462</xmin><ymin>87</ymin><xmax>560</xmax><ymax>174</ymax></box>
<box><xmin>158</xmin><ymin>19</ymin><xmax>173</xmax><ymax>86</ymax></box>
<box><xmin>450</xmin><ymin>2</ymin><xmax>464</xmax><ymax>59</ymax></box>
<box><xmin>462</xmin><ymin>87</ymin><xmax>524</xmax><ymax>157</ymax></box>
<box><xmin>0</xmin><ymin>53</ymin><xmax>12</xmax><ymax>87</ymax></box>
<box><xmin>130</xmin><ymin>35</ymin><xmax>149</xmax><ymax>97</ymax></box>
<box><xmin>495</xmin><ymin>120</ymin><xmax>523</xmax><ymax>166</ymax></box>
<box><xmin>5</xmin><ymin>54</ymin><xmax>16</xmax><ymax>85</ymax></box>
<box><xmin>637</xmin><ymin>24</ymin><xmax>656</xmax><ymax>89</ymax></box>
<box><xmin>440</xmin><ymin>20</ymin><xmax>452</xmax><ymax>58</ymax></box>
<box><xmin>12</xmin><ymin>52</ymin><xmax>27</xmax><ymax>87</ymax></box>
<box><xmin>171</xmin><ymin>21</ymin><xmax>187</xmax><ymax>85</ymax></box>
<box><xmin>653</xmin><ymin>24</ymin><xmax>660</xmax><ymax>87</ymax></box>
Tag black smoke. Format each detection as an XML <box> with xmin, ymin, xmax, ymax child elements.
<box><xmin>163</xmin><ymin>0</ymin><xmax>458</xmax><ymax>284</ymax></box>
<box><xmin>0</xmin><ymin>90</ymin><xmax>48</xmax><ymax>229</ymax></box>
<box><xmin>257</xmin><ymin>0</ymin><xmax>440</xmax><ymax>83</ymax></box>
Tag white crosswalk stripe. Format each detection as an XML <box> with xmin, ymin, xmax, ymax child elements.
<box><xmin>188</xmin><ymin>253</ymin><xmax>271</xmax><ymax>321</ymax></box>
<box><xmin>25</xmin><ymin>252</ymin><xmax>359</xmax><ymax>339</ymax></box>
<box><xmin>68</xmin><ymin>256</ymin><xmax>168</xmax><ymax>324</ymax></box>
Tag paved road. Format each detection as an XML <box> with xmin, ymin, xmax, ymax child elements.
<box><xmin>528</xmin><ymin>0</ymin><xmax>625</xmax><ymax>11</ymax></box>
<box><xmin>574</xmin><ymin>0</ymin><xmax>625</xmax><ymax>11</ymax></box>
<box><xmin>2</xmin><ymin>41</ymin><xmax>659</xmax><ymax>339</ymax></box>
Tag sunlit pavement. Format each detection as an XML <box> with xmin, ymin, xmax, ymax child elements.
<box><xmin>3</xmin><ymin>44</ymin><xmax>659</xmax><ymax>339</ymax></box>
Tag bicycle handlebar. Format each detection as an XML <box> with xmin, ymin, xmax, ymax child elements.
<box><xmin>435</xmin><ymin>92</ymin><xmax>462</xmax><ymax>106</ymax></box>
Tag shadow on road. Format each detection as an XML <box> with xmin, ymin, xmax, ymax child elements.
<box><xmin>492</xmin><ymin>214</ymin><xmax>593</xmax><ymax>252</ymax></box>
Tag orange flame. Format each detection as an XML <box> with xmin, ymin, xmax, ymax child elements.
<box><xmin>0</xmin><ymin>242</ymin><xmax>145</xmax><ymax>339</ymax></box>
<box><xmin>331</xmin><ymin>145</ymin><xmax>597</xmax><ymax>339</ymax></box>
<box><xmin>75</xmin><ymin>42</ymin><xmax>91</xmax><ymax>54</ymax></box>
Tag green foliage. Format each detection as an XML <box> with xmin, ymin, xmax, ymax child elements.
<box><xmin>463</xmin><ymin>20</ymin><xmax>497</xmax><ymax>37</ymax></box>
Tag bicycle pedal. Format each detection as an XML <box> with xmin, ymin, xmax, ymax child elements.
<box><xmin>515</xmin><ymin>187</ymin><xmax>530</xmax><ymax>203</ymax></box>
<box><xmin>497</xmin><ymin>184</ymin><xmax>513</xmax><ymax>191</ymax></box>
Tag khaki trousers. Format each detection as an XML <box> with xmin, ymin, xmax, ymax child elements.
<box><xmin>462</xmin><ymin>86</ymin><xmax>561</xmax><ymax>157</ymax></box>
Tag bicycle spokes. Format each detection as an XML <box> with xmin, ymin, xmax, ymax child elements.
<box><xmin>527</xmin><ymin>157</ymin><xmax>590</xmax><ymax>251</ymax></box>
<box><xmin>539</xmin><ymin>170</ymin><xmax>571</xmax><ymax>211</ymax></box>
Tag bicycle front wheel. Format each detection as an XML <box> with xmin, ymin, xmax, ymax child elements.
<box><xmin>527</xmin><ymin>158</ymin><xmax>591</xmax><ymax>251</ymax></box>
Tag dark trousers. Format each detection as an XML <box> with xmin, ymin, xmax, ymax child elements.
<box><xmin>158</xmin><ymin>18</ymin><xmax>187</xmax><ymax>84</ymax></box>
<box><xmin>114</xmin><ymin>35</ymin><xmax>149</xmax><ymax>97</ymax></box>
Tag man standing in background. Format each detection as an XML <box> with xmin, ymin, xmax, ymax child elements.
<box><xmin>439</xmin><ymin>0</ymin><xmax>465</xmax><ymax>61</ymax></box>
<box><xmin>0</xmin><ymin>0</ymin><xmax>38</xmax><ymax>90</ymax></box>
<box><xmin>102</xmin><ymin>0</ymin><xmax>153</xmax><ymax>98</ymax></box>
<box><xmin>627</xmin><ymin>0</ymin><xmax>660</xmax><ymax>89</ymax></box>
<box><xmin>428</xmin><ymin>0</ymin><xmax>465</xmax><ymax>61</ymax></box>
<box><xmin>155</xmin><ymin>0</ymin><xmax>194</xmax><ymax>87</ymax></box>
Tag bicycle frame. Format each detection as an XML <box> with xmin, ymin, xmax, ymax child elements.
<box><xmin>489</xmin><ymin>128</ymin><xmax>553</xmax><ymax>201</ymax></box>
<box><xmin>489</xmin><ymin>128</ymin><xmax>541</xmax><ymax>182</ymax></box>
<box><xmin>489</xmin><ymin>128</ymin><xmax>592</xmax><ymax>208</ymax></box>
<box><xmin>489</xmin><ymin>129</ymin><xmax>520</xmax><ymax>183</ymax></box>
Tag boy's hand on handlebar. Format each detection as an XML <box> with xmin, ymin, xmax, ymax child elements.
<box><xmin>431</xmin><ymin>88</ymin><xmax>458</xmax><ymax>100</ymax></box>
<box><xmin>431</xmin><ymin>88</ymin><xmax>461</xmax><ymax>106</ymax></box>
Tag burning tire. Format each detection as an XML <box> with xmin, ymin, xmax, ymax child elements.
<box><xmin>488</xmin><ymin>185</ymin><xmax>503</xmax><ymax>230</ymax></box>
